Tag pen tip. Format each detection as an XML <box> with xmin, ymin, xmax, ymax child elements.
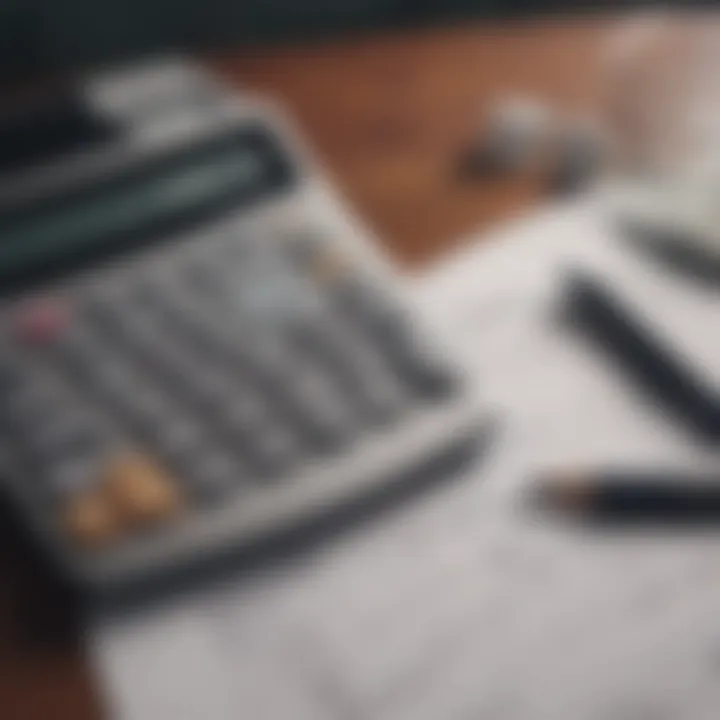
<box><xmin>531</xmin><ymin>471</ymin><xmax>595</xmax><ymax>511</ymax></box>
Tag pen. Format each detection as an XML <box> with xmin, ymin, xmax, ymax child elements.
<box><xmin>533</xmin><ymin>469</ymin><xmax>720</xmax><ymax>524</ymax></box>
<box><xmin>563</xmin><ymin>274</ymin><xmax>720</xmax><ymax>442</ymax></box>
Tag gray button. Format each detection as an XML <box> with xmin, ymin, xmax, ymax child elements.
<box><xmin>386</xmin><ymin>336</ymin><xmax>455</xmax><ymax>399</ymax></box>
<box><xmin>280</xmin><ymin>365</ymin><xmax>354</xmax><ymax>449</ymax></box>
<box><xmin>332</xmin><ymin>277</ymin><xmax>396</xmax><ymax>326</ymax></box>
<box><xmin>335</xmin><ymin>298</ymin><xmax>454</xmax><ymax>399</ymax></box>
<box><xmin>283</xmin><ymin>229</ymin><xmax>328</xmax><ymax>266</ymax></box>
<box><xmin>222</xmin><ymin>393</ymin><xmax>268</xmax><ymax>429</ymax></box>
<box><xmin>146</xmin><ymin>416</ymin><xmax>207</xmax><ymax>460</ymax></box>
<box><xmin>185</xmin><ymin>450</ymin><xmax>242</xmax><ymax>500</ymax></box>
<box><xmin>249</xmin><ymin>424</ymin><xmax>298</xmax><ymax>476</ymax></box>
<box><xmin>31</xmin><ymin>416</ymin><xmax>104</xmax><ymax>460</ymax></box>
<box><xmin>5</xmin><ymin>383</ymin><xmax>65</xmax><ymax>429</ymax></box>
<box><xmin>127</xmin><ymin>280</ymin><xmax>165</xmax><ymax>308</ymax></box>
<box><xmin>222</xmin><ymin>400</ymin><xmax>296</xmax><ymax>475</ymax></box>
<box><xmin>0</xmin><ymin>361</ymin><xmax>23</xmax><ymax>395</ymax></box>
<box><xmin>237</xmin><ymin>329</ymin><xmax>290</xmax><ymax>373</ymax></box>
<box><xmin>288</xmin><ymin>317</ymin><xmax>404</xmax><ymax>429</ymax></box>
<box><xmin>184</xmin><ymin>261</ymin><xmax>222</xmax><ymax>298</ymax></box>
<box><xmin>315</xmin><ymin>317</ymin><xmax>406</xmax><ymax>421</ymax></box>
<box><xmin>44</xmin><ymin>455</ymin><xmax>102</xmax><ymax>501</ymax></box>
<box><xmin>353</xmin><ymin>365</ymin><xmax>405</xmax><ymax>423</ymax></box>
<box><xmin>90</xmin><ymin>361</ymin><xmax>140</xmax><ymax>399</ymax></box>
<box><xmin>192</xmin><ymin>373</ymin><xmax>236</xmax><ymax>405</ymax></box>
<box><xmin>128</xmin><ymin>387</ymin><xmax>168</xmax><ymax>418</ymax></box>
<box><xmin>221</xmin><ymin>235</ymin><xmax>254</xmax><ymax>263</ymax></box>
<box><xmin>330</xmin><ymin>285</ymin><xmax>455</xmax><ymax>398</ymax></box>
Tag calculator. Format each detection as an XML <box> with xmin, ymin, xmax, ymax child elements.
<box><xmin>0</xmin><ymin>61</ymin><xmax>486</xmax><ymax>596</ymax></box>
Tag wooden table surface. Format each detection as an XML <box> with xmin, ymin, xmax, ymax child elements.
<box><xmin>213</xmin><ymin>18</ymin><xmax>614</xmax><ymax>267</ymax></box>
<box><xmin>1</xmin><ymin>16</ymin><xmax>618</xmax><ymax>719</ymax></box>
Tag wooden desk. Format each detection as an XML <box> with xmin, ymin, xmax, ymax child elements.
<box><xmin>212</xmin><ymin>18</ymin><xmax>611</xmax><ymax>266</ymax></box>
<box><xmin>0</xmin><ymin>17</ymin><xmax>613</xmax><ymax>719</ymax></box>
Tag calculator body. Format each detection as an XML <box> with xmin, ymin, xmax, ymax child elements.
<box><xmin>0</xmin><ymin>61</ymin><xmax>486</xmax><ymax>596</ymax></box>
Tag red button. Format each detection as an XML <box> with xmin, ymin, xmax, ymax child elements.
<box><xmin>13</xmin><ymin>298</ymin><xmax>69</xmax><ymax>346</ymax></box>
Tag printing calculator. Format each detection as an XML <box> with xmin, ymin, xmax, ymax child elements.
<box><xmin>0</xmin><ymin>61</ymin><xmax>484</xmax><ymax>595</ymax></box>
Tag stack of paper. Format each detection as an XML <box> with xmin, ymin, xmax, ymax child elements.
<box><xmin>91</xmin><ymin>200</ymin><xmax>720</xmax><ymax>720</ymax></box>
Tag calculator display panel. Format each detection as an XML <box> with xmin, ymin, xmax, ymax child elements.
<box><xmin>0</xmin><ymin>124</ymin><xmax>296</xmax><ymax>294</ymax></box>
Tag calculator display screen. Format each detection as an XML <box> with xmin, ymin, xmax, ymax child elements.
<box><xmin>0</xmin><ymin>124</ymin><xmax>296</xmax><ymax>294</ymax></box>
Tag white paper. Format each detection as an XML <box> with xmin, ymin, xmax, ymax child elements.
<box><xmin>90</xmin><ymin>199</ymin><xmax>720</xmax><ymax>720</ymax></box>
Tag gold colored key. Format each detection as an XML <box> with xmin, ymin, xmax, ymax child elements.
<box><xmin>102</xmin><ymin>452</ymin><xmax>183</xmax><ymax>525</ymax></box>
<box><xmin>311</xmin><ymin>247</ymin><xmax>350</xmax><ymax>284</ymax></box>
<box><xmin>63</xmin><ymin>491</ymin><xmax>119</xmax><ymax>548</ymax></box>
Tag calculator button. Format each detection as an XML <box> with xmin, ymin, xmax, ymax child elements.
<box><xmin>226</xmin><ymin>326</ymin><xmax>289</xmax><ymax>372</ymax></box>
<box><xmin>284</xmin><ymin>230</ymin><xmax>330</xmax><ymax>264</ymax></box>
<box><xmin>381</xmin><ymin>333</ymin><xmax>456</xmax><ymax>399</ymax></box>
<box><xmin>102</xmin><ymin>452</ymin><xmax>184</xmax><ymax>525</ymax></box>
<box><xmin>131</xmin><ymin>390</ymin><xmax>171</xmax><ymax>421</ymax></box>
<box><xmin>62</xmin><ymin>490</ymin><xmax>119</xmax><ymax>548</ymax></box>
<box><xmin>331</xmin><ymin>287</ymin><xmax>421</xmax><ymax>363</ymax></box>
<box><xmin>53</xmin><ymin>325</ymin><xmax>102</xmax><ymax>371</ymax></box>
<box><xmin>184</xmin><ymin>261</ymin><xmax>223</xmax><ymax>298</ymax></box>
<box><xmin>286</xmin><ymin>372</ymin><xmax>354</xmax><ymax>446</ymax></box>
<box><xmin>4</xmin><ymin>384</ymin><xmax>65</xmax><ymax>431</ymax></box>
<box><xmin>245</xmin><ymin>424</ymin><xmax>298</xmax><ymax>476</ymax></box>
<box><xmin>222</xmin><ymin>405</ymin><xmax>296</xmax><ymax>475</ymax></box>
<box><xmin>349</xmin><ymin>368</ymin><xmax>405</xmax><ymax>423</ymax></box>
<box><xmin>46</xmin><ymin>455</ymin><xmax>102</xmax><ymax>500</ymax></box>
<box><xmin>78</xmin><ymin>300</ymin><xmax>114</xmax><ymax>331</ymax></box>
<box><xmin>184</xmin><ymin>450</ymin><xmax>240</xmax><ymax>500</ymax></box>
<box><xmin>222</xmin><ymin>394</ymin><xmax>267</xmax><ymax>430</ymax></box>
<box><xmin>83</xmin><ymin>300</ymin><xmax>138</xmax><ymax>341</ymax></box>
<box><xmin>323</xmin><ymin>318</ymin><xmax>407</xmax><ymax>418</ymax></box>
<box><xmin>145</xmin><ymin>417</ymin><xmax>207</xmax><ymax>462</ymax></box>
<box><xmin>192</xmin><ymin>373</ymin><xmax>237</xmax><ymax>405</ymax></box>
<box><xmin>329</xmin><ymin>277</ymin><xmax>388</xmax><ymax>317</ymax></box>
<box><xmin>88</xmin><ymin>362</ymin><xmax>138</xmax><ymax>397</ymax></box>
<box><xmin>309</xmin><ymin>247</ymin><xmax>350</xmax><ymax>285</ymax></box>
<box><xmin>221</xmin><ymin>236</ymin><xmax>254</xmax><ymax>263</ymax></box>
<box><xmin>12</xmin><ymin>298</ymin><xmax>69</xmax><ymax>346</ymax></box>
<box><xmin>0</xmin><ymin>361</ymin><xmax>22</xmax><ymax>391</ymax></box>
<box><xmin>127</xmin><ymin>281</ymin><xmax>164</xmax><ymax>308</ymax></box>
<box><xmin>329</xmin><ymin>283</ymin><xmax>455</xmax><ymax>398</ymax></box>
<box><xmin>287</xmin><ymin>319</ymin><xmax>401</xmax><ymax>426</ymax></box>
<box><xmin>33</xmin><ymin>420</ymin><xmax>104</xmax><ymax>460</ymax></box>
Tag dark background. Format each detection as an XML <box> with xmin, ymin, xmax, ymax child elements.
<box><xmin>0</xmin><ymin>0</ymin><xmax>662</xmax><ymax>78</ymax></box>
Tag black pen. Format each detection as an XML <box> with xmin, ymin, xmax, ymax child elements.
<box><xmin>533</xmin><ymin>469</ymin><xmax>720</xmax><ymax>525</ymax></box>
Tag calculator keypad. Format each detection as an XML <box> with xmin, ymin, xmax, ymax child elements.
<box><xmin>0</xmin><ymin>228</ymin><xmax>458</xmax><ymax>553</ymax></box>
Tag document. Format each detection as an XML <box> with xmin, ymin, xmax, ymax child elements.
<box><xmin>91</xmin><ymin>200</ymin><xmax>720</xmax><ymax>720</ymax></box>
